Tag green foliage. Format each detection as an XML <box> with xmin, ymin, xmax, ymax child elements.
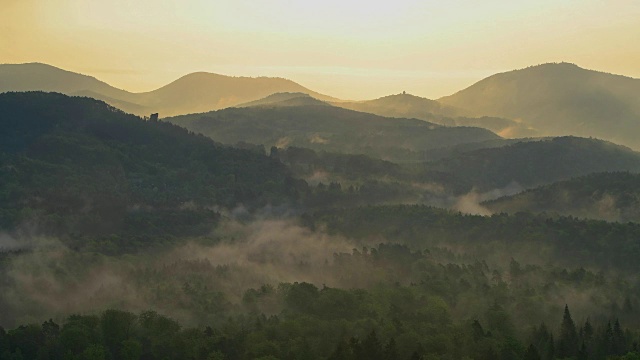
<box><xmin>425</xmin><ymin>137</ymin><xmax>640</xmax><ymax>191</ymax></box>
<box><xmin>306</xmin><ymin>205</ymin><xmax>640</xmax><ymax>272</ymax></box>
<box><xmin>166</xmin><ymin>104</ymin><xmax>499</xmax><ymax>162</ymax></box>
<box><xmin>0</xmin><ymin>92</ymin><xmax>299</xmax><ymax>252</ymax></box>
<box><xmin>485</xmin><ymin>172</ymin><xmax>640</xmax><ymax>222</ymax></box>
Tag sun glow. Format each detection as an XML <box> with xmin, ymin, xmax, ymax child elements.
<box><xmin>2</xmin><ymin>0</ymin><xmax>639</xmax><ymax>99</ymax></box>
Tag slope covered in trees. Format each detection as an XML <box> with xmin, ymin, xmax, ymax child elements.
<box><xmin>484</xmin><ymin>172</ymin><xmax>640</xmax><ymax>222</ymax></box>
<box><xmin>305</xmin><ymin>204</ymin><xmax>640</xmax><ymax>272</ymax></box>
<box><xmin>0</xmin><ymin>92</ymin><xmax>298</xmax><ymax>250</ymax></box>
<box><xmin>1</xmin><ymin>242</ymin><xmax>639</xmax><ymax>360</ymax></box>
<box><xmin>334</xmin><ymin>93</ymin><xmax>535</xmax><ymax>137</ymax></box>
<box><xmin>3</xmin><ymin>71</ymin><xmax>640</xmax><ymax>360</ymax></box>
<box><xmin>165</xmin><ymin>105</ymin><xmax>500</xmax><ymax>162</ymax></box>
<box><xmin>422</xmin><ymin>137</ymin><xmax>640</xmax><ymax>191</ymax></box>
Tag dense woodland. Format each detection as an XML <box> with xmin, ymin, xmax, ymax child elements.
<box><xmin>164</xmin><ymin>104</ymin><xmax>499</xmax><ymax>162</ymax></box>
<box><xmin>485</xmin><ymin>172</ymin><xmax>640</xmax><ymax>223</ymax></box>
<box><xmin>0</xmin><ymin>92</ymin><xmax>303</xmax><ymax>252</ymax></box>
<box><xmin>2</xmin><ymin>92</ymin><xmax>640</xmax><ymax>360</ymax></box>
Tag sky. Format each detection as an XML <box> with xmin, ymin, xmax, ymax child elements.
<box><xmin>1</xmin><ymin>0</ymin><xmax>639</xmax><ymax>100</ymax></box>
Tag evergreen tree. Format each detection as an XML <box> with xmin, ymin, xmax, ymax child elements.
<box><xmin>532</xmin><ymin>323</ymin><xmax>555</xmax><ymax>360</ymax></box>
<box><xmin>472</xmin><ymin>320</ymin><xmax>486</xmax><ymax>342</ymax></box>
<box><xmin>0</xmin><ymin>327</ymin><xmax>8</xmax><ymax>354</ymax></box>
<box><xmin>613</xmin><ymin>319</ymin><xmax>627</xmax><ymax>355</ymax></box>
<box><xmin>523</xmin><ymin>344</ymin><xmax>541</xmax><ymax>360</ymax></box>
<box><xmin>557</xmin><ymin>305</ymin><xmax>578</xmax><ymax>358</ymax></box>
<box><xmin>576</xmin><ymin>342</ymin><xmax>587</xmax><ymax>360</ymax></box>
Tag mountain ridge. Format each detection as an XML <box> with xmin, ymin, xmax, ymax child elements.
<box><xmin>333</xmin><ymin>92</ymin><xmax>536</xmax><ymax>137</ymax></box>
<box><xmin>438</xmin><ymin>62</ymin><xmax>640</xmax><ymax>149</ymax></box>
<box><xmin>165</xmin><ymin>104</ymin><xmax>501</xmax><ymax>162</ymax></box>
<box><xmin>0</xmin><ymin>63</ymin><xmax>337</xmax><ymax>116</ymax></box>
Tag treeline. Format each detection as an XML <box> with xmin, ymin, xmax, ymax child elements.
<box><xmin>1</xmin><ymin>302</ymin><xmax>638</xmax><ymax>359</ymax></box>
<box><xmin>0</xmin><ymin>92</ymin><xmax>301</xmax><ymax>251</ymax></box>
<box><xmin>485</xmin><ymin>172</ymin><xmax>640</xmax><ymax>223</ymax></box>
<box><xmin>3</xmin><ymin>241</ymin><xmax>640</xmax><ymax>358</ymax></box>
<box><xmin>304</xmin><ymin>205</ymin><xmax>640</xmax><ymax>272</ymax></box>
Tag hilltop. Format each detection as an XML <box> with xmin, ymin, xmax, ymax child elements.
<box><xmin>439</xmin><ymin>62</ymin><xmax>640</xmax><ymax>148</ymax></box>
<box><xmin>0</xmin><ymin>63</ymin><xmax>336</xmax><ymax>116</ymax></box>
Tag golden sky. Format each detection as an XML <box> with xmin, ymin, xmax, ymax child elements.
<box><xmin>1</xmin><ymin>0</ymin><xmax>639</xmax><ymax>100</ymax></box>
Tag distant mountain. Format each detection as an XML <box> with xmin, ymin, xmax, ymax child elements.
<box><xmin>484</xmin><ymin>172</ymin><xmax>640</xmax><ymax>222</ymax></box>
<box><xmin>334</xmin><ymin>93</ymin><xmax>536</xmax><ymax>137</ymax></box>
<box><xmin>424</xmin><ymin>136</ymin><xmax>640</xmax><ymax>191</ymax></box>
<box><xmin>0</xmin><ymin>63</ymin><xmax>135</xmax><ymax>104</ymax></box>
<box><xmin>335</xmin><ymin>93</ymin><xmax>458</xmax><ymax>117</ymax></box>
<box><xmin>165</xmin><ymin>105</ymin><xmax>500</xmax><ymax>162</ymax></box>
<box><xmin>439</xmin><ymin>62</ymin><xmax>640</xmax><ymax>149</ymax></box>
<box><xmin>0</xmin><ymin>63</ymin><xmax>337</xmax><ymax>116</ymax></box>
<box><xmin>238</xmin><ymin>92</ymin><xmax>329</xmax><ymax>107</ymax></box>
<box><xmin>132</xmin><ymin>72</ymin><xmax>336</xmax><ymax>116</ymax></box>
<box><xmin>0</xmin><ymin>92</ymin><xmax>298</xmax><ymax>246</ymax></box>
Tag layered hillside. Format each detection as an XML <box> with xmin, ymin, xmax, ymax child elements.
<box><xmin>439</xmin><ymin>63</ymin><xmax>640</xmax><ymax>148</ymax></box>
<box><xmin>165</xmin><ymin>104</ymin><xmax>501</xmax><ymax>162</ymax></box>
<box><xmin>484</xmin><ymin>172</ymin><xmax>640</xmax><ymax>222</ymax></box>
<box><xmin>423</xmin><ymin>137</ymin><xmax>640</xmax><ymax>191</ymax></box>
<box><xmin>0</xmin><ymin>92</ymin><xmax>298</xmax><ymax>249</ymax></box>
<box><xmin>0</xmin><ymin>63</ymin><xmax>336</xmax><ymax>116</ymax></box>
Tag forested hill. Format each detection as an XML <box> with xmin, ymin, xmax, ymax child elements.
<box><xmin>305</xmin><ymin>204</ymin><xmax>640</xmax><ymax>272</ymax></box>
<box><xmin>484</xmin><ymin>172</ymin><xmax>640</xmax><ymax>222</ymax></box>
<box><xmin>165</xmin><ymin>105</ymin><xmax>500</xmax><ymax>162</ymax></box>
<box><xmin>333</xmin><ymin>93</ymin><xmax>535</xmax><ymax>137</ymax></box>
<box><xmin>0</xmin><ymin>92</ymin><xmax>299</xmax><ymax>249</ymax></box>
<box><xmin>439</xmin><ymin>63</ymin><xmax>640</xmax><ymax>149</ymax></box>
<box><xmin>423</xmin><ymin>136</ymin><xmax>640</xmax><ymax>191</ymax></box>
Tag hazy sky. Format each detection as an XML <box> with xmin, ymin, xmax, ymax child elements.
<box><xmin>1</xmin><ymin>0</ymin><xmax>639</xmax><ymax>99</ymax></box>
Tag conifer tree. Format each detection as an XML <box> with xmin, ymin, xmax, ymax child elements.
<box><xmin>523</xmin><ymin>344</ymin><xmax>541</xmax><ymax>360</ymax></box>
<box><xmin>557</xmin><ymin>305</ymin><xmax>578</xmax><ymax>358</ymax></box>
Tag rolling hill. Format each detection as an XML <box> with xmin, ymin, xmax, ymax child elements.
<box><xmin>0</xmin><ymin>63</ymin><xmax>133</xmax><ymax>103</ymax></box>
<box><xmin>165</xmin><ymin>104</ymin><xmax>501</xmax><ymax>162</ymax></box>
<box><xmin>334</xmin><ymin>93</ymin><xmax>458</xmax><ymax>117</ymax></box>
<box><xmin>484</xmin><ymin>172</ymin><xmax>640</xmax><ymax>222</ymax></box>
<box><xmin>439</xmin><ymin>62</ymin><xmax>640</xmax><ymax>149</ymax></box>
<box><xmin>334</xmin><ymin>93</ymin><xmax>536</xmax><ymax>137</ymax></box>
<box><xmin>0</xmin><ymin>63</ymin><xmax>337</xmax><ymax>117</ymax></box>
<box><xmin>422</xmin><ymin>136</ymin><xmax>640</xmax><ymax>191</ymax></box>
<box><xmin>237</xmin><ymin>92</ymin><xmax>329</xmax><ymax>107</ymax></box>
<box><xmin>0</xmin><ymin>92</ymin><xmax>298</xmax><ymax>248</ymax></box>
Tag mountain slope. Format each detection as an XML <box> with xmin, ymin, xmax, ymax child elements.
<box><xmin>423</xmin><ymin>136</ymin><xmax>640</xmax><ymax>191</ymax></box>
<box><xmin>484</xmin><ymin>172</ymin><xmax>640</xmax><ymax>222</ymax></box>
<box><xmin>0</xmin><ymin>63</ymin><xmax>133</xmax><ymax>104</ymax></box>
<box><xmin>334</xmin><ymin>93</ymin><xmax>535</xmax><ymax>137</ymax></box>
<box><xmin>0</xmin><ymin>92</ymin><xmax>298</xmax><ymax>247</ymax></box>
<box><xmin>238</xmin><ymin>92</ymin><xmax>329</xmax><ymax>107</ymax></box>
<box><xmin>165</xmin><ymin>105</ymin><xmax>501</xmax><ymax>162</ymax></box>
<box><xmin>132</xmin><ymin>72</ymin><xmax>336</xmax><ymax>115</ymax></box>
<box><xmin>439</xmin><ymin>62</ymin><xmax>640</xmax><ymax>148</ymax></box>
<box><xmin>335</xmin><ymin>93</ymin><xmax>458</xmax><ymax>117</ymax></box>
<box><xmin>0</xmin><ymin>63</ymin><xmax>337</xmax><ymax>117</ymax></box>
